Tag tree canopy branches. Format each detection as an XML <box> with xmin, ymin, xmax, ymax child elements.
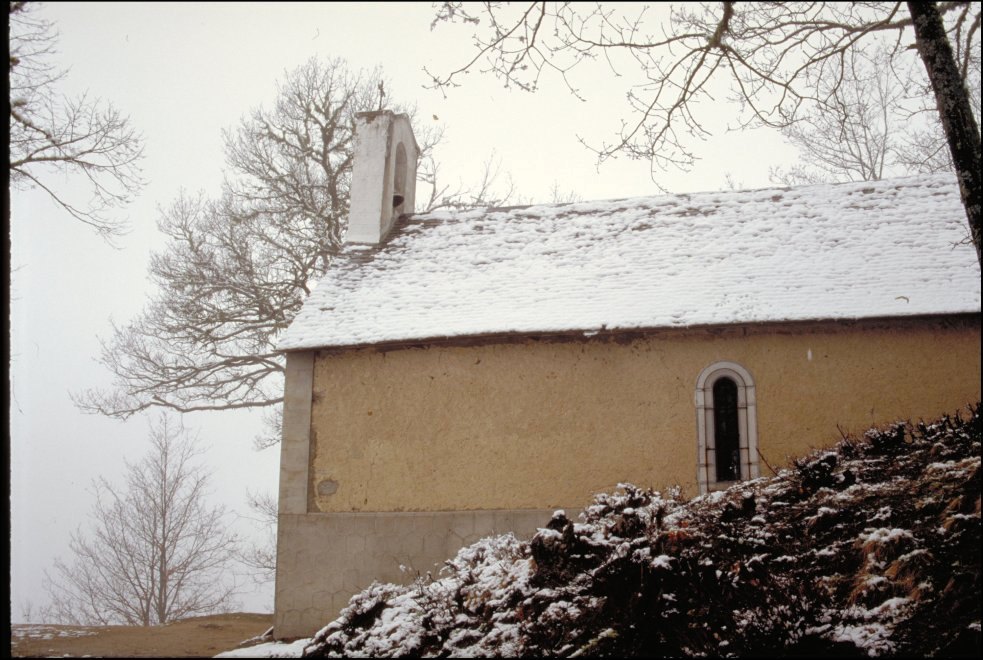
<box><xmin>8</xmin><ymin>1</ymin><xmax>145</xmax><ymax>239</ymax></box>
<box><xmin>428</xmin><ymin>1</ymin><xmax>981</xmax><ymax>261</ymax></box>
<box><xmin>76</xmin><ymin>57</ymin><xmax>514</xmax><ymax>445</ymax></box>
<box><xmin>74</xmin><ymin>59</ymin><xmax>388</xmax><ymax>426</ymax></box>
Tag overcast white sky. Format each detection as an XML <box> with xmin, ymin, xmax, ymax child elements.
<box><xmin>8</xmin><ymin>2</ymin><xmax>798</xmax><ymax>620</ymax></box>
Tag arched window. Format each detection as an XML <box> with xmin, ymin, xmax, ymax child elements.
<box><xmin>695</xmin><ymin>361</ymin><xmax>759</xmax><ymax>494</ymax></box>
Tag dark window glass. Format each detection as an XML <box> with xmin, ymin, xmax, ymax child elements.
<box><xmin>713</xmin><ymin>377</ymin><xmax>741</xmax><ymax>482</ymax></box>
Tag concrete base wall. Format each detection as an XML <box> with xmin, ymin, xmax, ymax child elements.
<box><xmin>273</xmin><ymin>508</ymin><xmax>553</xmax><ymax>639</ymax></box>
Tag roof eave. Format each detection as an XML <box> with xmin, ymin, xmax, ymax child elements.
<box><xmin>277</xmin><ymin>310</ymin><xmax>981</xmax><ymax>355</ymax></box>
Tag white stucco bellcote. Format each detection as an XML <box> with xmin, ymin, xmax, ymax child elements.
<box><xmin>346</xmin><ymin>110</ymin><xmax>419</xmax><ymax>245</ymax></box>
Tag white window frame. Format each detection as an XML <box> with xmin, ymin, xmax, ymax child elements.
<box><xmin>694</xmin><ymin>361</ymin><xmax>759</xmax><ymax>494</ymax></box>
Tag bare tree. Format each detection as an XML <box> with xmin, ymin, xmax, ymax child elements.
<box><xmin>420</xmin><ymin>148</ymin><xmax>517</xmax><ymax>211</ymax></box>
<box><xmin>236</xmin><ymin>490</ymin><xmax>278</xmax><ymax>584</ymax></box>
<box><xmin>769</xmin><ymin>50</ymin><xmax>913</xmax><ymax>185</ymax></box>
<box><xmin>74</xmin><ymin>57</ymin><xmax>513</xmax><ymax>443</ymax></box>
<box><xmin>770</xmin><ymin>34</ymin><xmax>980</xmax><ymax>185</ymax></box>
<box><xmin>8</xmin><ymin>1</ymin><xmax>144</xmax><ymax>239</ymax></box>
<box><xmin>892</xmin><ymin>10</ymin><xmax>981</xmax><ymax>178</ymax></box>
<box><xmin>428</xmin><ymin>1</ymin><xmax>982</xmax><ymax>263</ymax></box>
<box><xmin>18</xmin><ymin>599</ymin><xmax>39</xmax><ymax>624</ymax></box>
<box><xmin>43</xmin><ymin>414</ymin><xmax>239</xmax><ymax>626</ymax></box>
<box><xmin>547</xmin><ymin>180</ymin><xmax>583</xmax><ymax>204</ymax></box>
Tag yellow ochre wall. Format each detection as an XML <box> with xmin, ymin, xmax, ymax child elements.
<box><xmin>307</xmin><ymin>317</ymin><xmax>980</xmax><ymax>513</ymax></box>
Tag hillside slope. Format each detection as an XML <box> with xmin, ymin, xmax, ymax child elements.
<box><xmin>10</xmin><ymin>613</ymin><xmax>273</xmax><ymax>658</ymax></box>
<box><xmin>301</xmin><ymin>405</ymin><xmax>980</xmax><ymax>658</ymax></box>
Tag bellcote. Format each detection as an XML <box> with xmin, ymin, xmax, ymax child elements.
<box><xmin>346</xmin><ymin>110</ymin><xmax>418</xmax><ymax>245</ymax></box>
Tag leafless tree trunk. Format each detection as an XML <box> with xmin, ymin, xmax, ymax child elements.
<box><xmin>8</xmin><ymin>1</ymin><xmax>144</xmax><ymax>240</ymax></box>
<box><xmin>907</xmin><ymin>1</ymin><xmax>982</xmax><ymax>264</ymax></box>
<box><xmin>43</xmin><ymin>414</ymin><xmax>239</xmax><ymax>625</ymax></box>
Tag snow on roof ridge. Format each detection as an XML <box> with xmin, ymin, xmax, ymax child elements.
<box><xmin>410</xmin><ymin>172</ymin><xmax>957</xmax><ymax>220</ymax></box>
<box><xmin>279</xmin><ymin>173</ymin><xmax>980</xmax><ymax>351</ymax></box>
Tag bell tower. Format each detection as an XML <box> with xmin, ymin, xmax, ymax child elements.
<box><xmin>346</xmin><ymin>110</ymin><xmax>418</xmax><ymax>244</ymax></box>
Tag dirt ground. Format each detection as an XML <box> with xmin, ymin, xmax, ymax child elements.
<box><xmin>9</xmin><ymin>612</ymin><xmax>275</xmax><ymax>658</ymax></box>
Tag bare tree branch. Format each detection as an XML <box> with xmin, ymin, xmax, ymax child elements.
<box><xmin>75</xmin><ymin>56</ymin><xmax>515</xmax><ymax>447</ymax></box>
<box><xmin>418</xmin><ymin>149</ymin><xmax>517</xmax><ymax>212</ymax></box>
<box><xmin>235</xmin><ymin>490</ymin><xmax>278</xmax><ymax>583</ymax></box>
<box><xmin>43</xmin><ymin>414</ymin><xmax>239</xmax><ymax>625</ymax></box>
<box><xmin>430</xmin><ymin>2</ymin><xmax>981</xmax><ymax>261</ymax></box>
<box><xmin>770</xmin><ymin>49</ymin><xmax>921</xmax><ymax>185</ymax></box>
<box><xmin>8</xmin><ymin>1</ymin><xmax>145</xmax><ymax>241</ymax></box>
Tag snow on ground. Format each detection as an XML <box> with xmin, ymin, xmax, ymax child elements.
<box><xmin>10</xmin><ymin>625</ymin><xmax>97</xmax><ymax>641</ymax></box>
<box><xmin>280</xmin><ymin>174</ymin><xmax>980</xmax><ymax>350</ymax></box>
<box><xmin>215</xmin><ymin>637</ymin><xmax>312</xmax><ymax>658</ymax></box>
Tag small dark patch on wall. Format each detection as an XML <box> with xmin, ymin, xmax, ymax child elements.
<box><xmin>317</xmin><ymin>479</ymin><xmax>339</xmax><ymax>496</ymax></box>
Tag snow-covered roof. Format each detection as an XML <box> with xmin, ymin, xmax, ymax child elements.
<box><xmin>278</xmin><ymin>174</ymin><xmax>981</xmax><ymax>351</ymax></box>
